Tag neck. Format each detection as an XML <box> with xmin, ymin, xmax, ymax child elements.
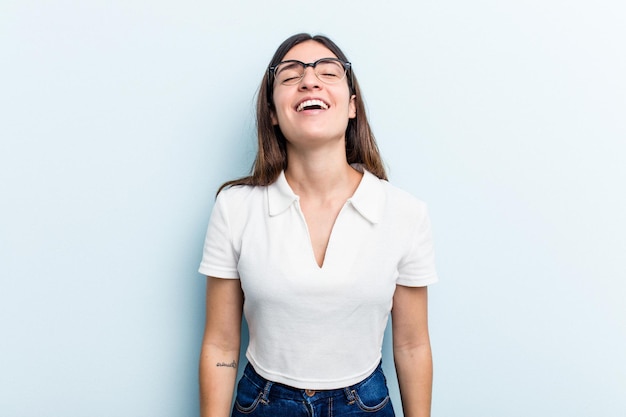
<box><xmin>284</xmin><ymin>145</ymin><xmax>361</xmax><ymax>199</ymax></box>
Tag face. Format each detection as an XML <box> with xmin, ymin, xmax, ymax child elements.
<box><xmin>270</xmin><ymin>41</ymin><xmax>356</xmax><ymax>147</ymax></box>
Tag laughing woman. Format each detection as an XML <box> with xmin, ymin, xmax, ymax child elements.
<box><xmin>198</xmin><ymin>33</ymin><xmax>438</xmax><ymax>417</ymax></box>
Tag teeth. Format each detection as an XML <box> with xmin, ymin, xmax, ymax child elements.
<box><xmin>297</xmin><ymin>99</ymin><xmax>329</xmax><ymax>112</ymax></box>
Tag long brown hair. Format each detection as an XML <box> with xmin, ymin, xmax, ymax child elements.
<box><xmin>217</xmin><ymin>33</ymin><xmax>387</xmax><ymax>194</ymax></box>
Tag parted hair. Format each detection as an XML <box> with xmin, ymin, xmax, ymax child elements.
<box><xmin>217</xmin><ymin>33</ymin><xmax>387</xmax><ymax>194</ymax></box>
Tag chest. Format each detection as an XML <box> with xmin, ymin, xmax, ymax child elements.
<box><xmin>234</xmin><ymin>203</ymin><xmax>402</xmax><ymax>308</ymax></box>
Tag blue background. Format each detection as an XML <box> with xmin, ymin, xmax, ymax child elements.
<box><xmin>1</xmin><ymin>1</ymin><xmax>625</xmax><ymax>416</ymax></box>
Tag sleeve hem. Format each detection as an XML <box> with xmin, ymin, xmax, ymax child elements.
<box><xmin>396</xmin><ymin>275</ymin><xmax>438</xmax><ymax>287</ymax></box>
<box><xmin>198</xmin><ymin>265</ymin><xmax>240</xmax><ymax>279</ymax></box>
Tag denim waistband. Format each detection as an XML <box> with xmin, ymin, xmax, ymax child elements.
<box><xmin>240</xmin><ymin>362</ymin><xmax>384</xmax><ymax>402</ymax></box>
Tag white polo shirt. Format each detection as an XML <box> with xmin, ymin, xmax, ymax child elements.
<box><xmin>199</xmin><ymin>168</ymin><xmax>437</xmax><ymax>389</ymax></box>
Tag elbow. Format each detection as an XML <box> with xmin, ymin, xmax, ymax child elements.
<box><xmin>393</xmin><ymin>338</ymin><xmax>432</xmax><ymax>358</ymax></box>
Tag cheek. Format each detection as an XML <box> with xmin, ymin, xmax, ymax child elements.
<box><xmin>271</xmin><ymin>91</ymin><xmax>289</xmax><ymax>125</ymax></box>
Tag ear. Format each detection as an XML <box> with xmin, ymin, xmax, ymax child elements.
<box><xmin>270</xmin><ymin>109</ymin><xmax>278</xmax><ymax>126</ymax></box>
<box><xmin>348</xmin><ymin>95</ymin><xmax>357</xmax><ymax>119</ymax></box>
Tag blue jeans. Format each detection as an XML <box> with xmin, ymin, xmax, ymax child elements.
<box><xmin>231</xmin><ymin>362</ymin><xmax>395</xmax><ymax>417</ymax></box>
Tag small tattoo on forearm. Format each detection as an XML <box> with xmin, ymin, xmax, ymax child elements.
<box><xmin>216</xmin><ymin>360</ymin><xmax>237</xmax><ymax>368</ymax></box>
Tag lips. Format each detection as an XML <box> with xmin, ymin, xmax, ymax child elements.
<box><xmin>296</xmin><ymin>99</ymin><xmax>329</xmax><ymax>112</ymax></box>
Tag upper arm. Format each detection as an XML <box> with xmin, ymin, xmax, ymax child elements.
<box><xmin>202</xmin><ymin>276</ymin><xmax>244</xmax><ymax>351</ymax></box>
<box><xmin>391</xmin><ymin>285</ymin><xmax>430</xmax><ymax>350</ymax></box>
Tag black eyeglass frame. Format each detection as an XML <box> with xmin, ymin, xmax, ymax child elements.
<box><xmin>268</xmin><ymin>58</ymin><xmax>354</xmax><ymax>93</ymax></box>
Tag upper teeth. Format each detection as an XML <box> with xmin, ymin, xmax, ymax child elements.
<box><xmin>297</xmin><ymin>99</ymin><xmax>328</xmax><ymax>112</ymax></box>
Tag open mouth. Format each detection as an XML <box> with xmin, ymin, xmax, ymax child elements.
<box><xmin>296</xmin><ymin>99</ymin><xmax>329</xmax><ymax>112</ymax></box>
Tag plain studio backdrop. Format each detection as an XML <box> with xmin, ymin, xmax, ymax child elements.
<box><xmin>1</xmin><ymin>1</ymin><xmax>624</xmax><ymax>416</ymax></box>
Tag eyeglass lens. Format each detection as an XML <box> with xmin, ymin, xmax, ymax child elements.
<box><xmin>274</xmin><ymin>59</ymin><xmax>347</xmax><ymax>85</ymax></box>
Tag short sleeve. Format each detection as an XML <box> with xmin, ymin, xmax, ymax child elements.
<box><xmin>396</xmin><ymin>206</ymin><xmax>438</xmax><ymax>287</ymax></box>
<box><xmin>198</xmin><ymin>191</ymin><xmax>240</xmax><ymax>279</ymax></box>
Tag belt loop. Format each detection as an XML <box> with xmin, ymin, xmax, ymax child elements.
<box><xmin>260</xmin><ymin>381</ymin><xmax>273</xmax><ymax>404</ymax></box>
<box><xmin>343</xmin><ymin>387</ymin><xmax>356</xmax><ymax>404</ymax></box>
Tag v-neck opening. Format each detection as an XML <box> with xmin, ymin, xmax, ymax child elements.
<box><xmin>296</xmin><ymin>200</ymin><xmax>348</xmax><ymax>270</ymax></box>
<box><xmin>269</xmin><ymin>168</ymin><xmax>383</xmax><ymax>270</ymax></box>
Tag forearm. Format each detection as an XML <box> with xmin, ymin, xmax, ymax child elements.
<box><xmin>199</xmin><ymin>343</ymin><xmax>240</xmax><ymax>417</ymax></box>
<box><xmin>394</xmin><ymin>343</ymin><xmax>433</xmax><ymax>417</ymax></box>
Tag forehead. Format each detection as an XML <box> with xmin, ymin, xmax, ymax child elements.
<box><xmin>281</xmin><ymin>40</ymin><xmax>338</xmax><ymax>62</ymax></box>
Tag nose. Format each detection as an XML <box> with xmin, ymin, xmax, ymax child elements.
<box><xmin>298</xmin><ymin>67</ymin><xmax>321</xmax><ymax>90</ymax></box>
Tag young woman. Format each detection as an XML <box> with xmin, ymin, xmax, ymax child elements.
<box><xmin>199</xmin><ymin>33</ymin><xmax>438</xmax><ymax>417</ymax></box>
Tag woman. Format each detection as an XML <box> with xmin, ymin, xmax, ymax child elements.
<box><xmin>199</xmin><ymin>33</ymin><xmax>438</xmax><ymax>417</ymax></box>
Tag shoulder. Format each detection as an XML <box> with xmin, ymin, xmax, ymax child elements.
<box><xmin>357</xmin><ymin>166</ymin><xmax>426</xmax><ymax>209</ymax></box>
<box><xmin>376</xmin><ymin>179</ymin><xmax>432</xmax><ymax>238</ymax></box>
<box><xmin>216</xmin><ymin>183</ymin><xmax>265</xmax><ymax>206</ymax></box>
<box><xmin>353</xmin><ymin>169</ymin><xmax>429</xmax><ymax>225</ymax></box>
<box><xmin>380</xmin><ymin>180</ymin><xmax>429</xmax><ymax>218</ymax></box>
<box><xmin>213</xmin><ymin>184</ymin><xmax>267</xmax><ymax>223</ymax></box>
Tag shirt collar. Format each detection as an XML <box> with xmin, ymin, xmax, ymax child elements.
<box><xmin>348</xmin><ymin>168</ymin><xmax>386</xmax><ymax>224</ymax></box>
<box><xmin>267</xmin><ymin>168</ymin><xmax>386</xmax><ymax>224</ymax></box>
<box><xmin>267</xmin><ymin>171</ymin><xmax>299</xmax><ymax>216</ymax></box>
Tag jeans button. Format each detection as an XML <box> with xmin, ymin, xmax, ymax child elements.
<box><xmin>305</xmin><ymin>389</ymin><xmax>316</xmax><ymax>397</ymax></box>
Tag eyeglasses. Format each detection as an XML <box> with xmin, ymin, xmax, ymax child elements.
<box><xmin>269</xmin><ymin>58</ymin><xmax>352</xmax><ymax>86</ymax></box>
